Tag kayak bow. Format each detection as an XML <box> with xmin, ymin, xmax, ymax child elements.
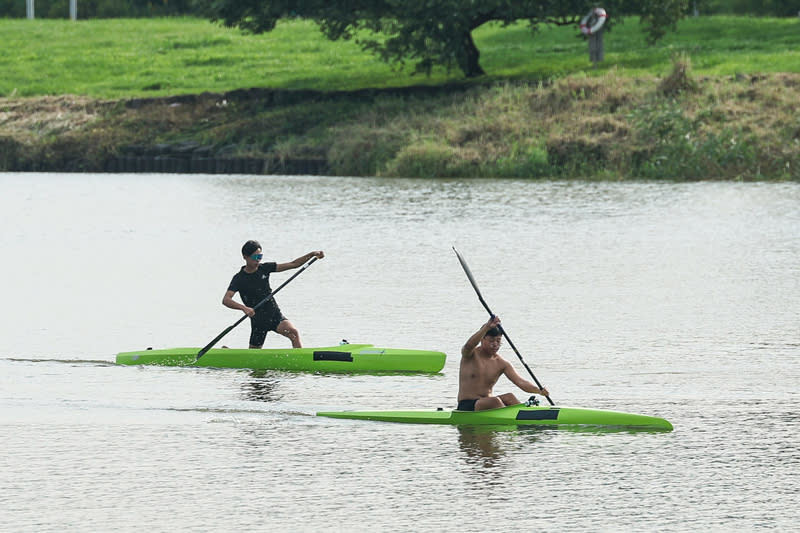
<box><xmin>116</xmin><ymin>344</ymin><xmax>446</xmax><ymax>373</ymax></box>
<box><xmin>317</xmin><ymin>404</ymin><xmax>673</xmax><ymax>430</ymax></box>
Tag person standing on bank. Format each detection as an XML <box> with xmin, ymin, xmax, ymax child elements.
<box><xmin>457</xmin><ymin>315</ymin><xmax>549</xmax><ymax>411</ymax></box>
<box><xmin>223</xmin><ymin>240</ymin><xmax>324</xmax><ymax>349</ymax></box>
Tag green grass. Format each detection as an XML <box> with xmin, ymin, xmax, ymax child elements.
<box><xmin>476</xmin><ymin>16</ymin><xmax>800</xmax><ymax>78</ymax></box>
<box><xmin>2</xmin><ymin>15</ymin><xmax>799</xmax><ymax>98</ymax></box>
<box><xmin>1</xmin><ymin>18</ymin><xmax>450</xmax><ymax>98</ymax></box>
<box><xmin>2</xmin><ymin>15</ymin><xmax>799</xmax><ymax>180</ymax></box>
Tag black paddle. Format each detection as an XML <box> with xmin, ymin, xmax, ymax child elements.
<box><xmin>452</xmin><ymin>247</ymin><xmax>555</xmax><ymax>406</ymax></box>
<box><xmin>196</xmin><ymin>256</ymin><xmax>319</xmax><ymax>361</ymax></box>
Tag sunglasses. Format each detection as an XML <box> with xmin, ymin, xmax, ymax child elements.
<box><xmin>250</xmin><ymin>253</ymin><xmax>263</xmax><ymax>261</ymax></box>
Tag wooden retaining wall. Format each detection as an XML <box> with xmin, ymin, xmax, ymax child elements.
<box><xmin>103</xmin><ymin>155</ymin><xmax>328</xmax><ymax>175</ymax></box>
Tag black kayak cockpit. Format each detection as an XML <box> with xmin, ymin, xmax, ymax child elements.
<box><xmin>312</xmin><ymin>351</ymin><xmax>354</xmax><ymax>362</ymax></box>
<box><xmin>516</xmin><ymin>409</ymin><xmax>560</xmax><ymax>421</ymax></box>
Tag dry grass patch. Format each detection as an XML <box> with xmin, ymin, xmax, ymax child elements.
<box><xmin>0</xmin><ymin>95</ymin><xmax>113</xmax><ymax>139</ymax></box>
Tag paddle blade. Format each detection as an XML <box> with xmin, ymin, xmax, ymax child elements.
<box><xmin>197</xmin><ymin>324</ymin><xmax>235</xmax><ymax>359</ymax></box>
<box><xmin>452</xmin><ymin>247</ymin><xmax>483</xmax><ymax>299</ymax></box>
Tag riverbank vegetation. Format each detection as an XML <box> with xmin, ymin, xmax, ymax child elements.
<box><xmin>1</xmin><ymin>16</ymin><xmax>799</xmax><ymax>179</ymax></box>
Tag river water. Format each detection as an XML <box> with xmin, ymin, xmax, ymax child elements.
<box><xmin>1</xmin><ymin>173</ymin><xmax>798</xmax><ymax>532</ymax></box>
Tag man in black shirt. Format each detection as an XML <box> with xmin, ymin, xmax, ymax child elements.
<box><xmin>223</xmin><ymin>240</ymin><xmax>324</xmax><ymax>348</ymax></box>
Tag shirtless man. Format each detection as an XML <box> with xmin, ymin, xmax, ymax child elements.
<box><xmin>457</xmin><ymin>315</ymin><xmax>549</xmax><ymax>411</ymax></box>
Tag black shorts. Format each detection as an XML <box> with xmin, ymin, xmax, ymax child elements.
<box><xmin>456</xmin><ymin>399</ymin><xmax>478</xmax><ymax>411</ymax></box>
<box><xmin>249</xmin><ymin>306</ymin><xmax>287</xmax><ymax>347</ymax></box>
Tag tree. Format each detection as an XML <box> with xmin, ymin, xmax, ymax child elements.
<box><xmin>727</xmin><ymin>0</ymin><xmax>799</xmax><ymax>16</ymax></box>
<box><xmin>196</xmin><ymin>0</ymin><xmax>689</xmax><ymax>78</ymax></box>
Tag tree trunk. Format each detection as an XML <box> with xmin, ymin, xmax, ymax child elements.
<box><xmin>457</xmin><ymin>31</ymin><xmax>485</xmax><ymax>77</ymax></box>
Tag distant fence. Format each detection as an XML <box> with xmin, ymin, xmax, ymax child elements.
<box><xmin>26</xmin><ymin>0</ymin><xmax>77</xmax><ymax>19</ymax></box>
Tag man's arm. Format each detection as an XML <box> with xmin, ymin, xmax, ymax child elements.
<box><xmin>461</xmin><ymin>316</ymin><xmax>500</xmax><ymax>358</ymax></box>
<box><xmin>275</xmin><ymin>250</ymin><xmax>324</xmax><ymax>272</ymax></box>
<box><xmin>504</xmin><ymin>362</ymin><xmax>549</xmax><ymax>396</ymax></box>
<box><xmin>222</xmin><ymin>289</ymin><xmax>254</xmax><ymax>317</ymax></box>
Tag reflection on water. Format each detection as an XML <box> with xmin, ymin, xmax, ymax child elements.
<box><xmin>457</xmin><ymin>426</ymin><xmax>512</xmax><ymax>469</ymax></box>
<box><xmin>457</xmin><ymin>423</ymin><xmax>671</xmax><ymax>469</ymax></box>
<box><xmin>240</xmin><ymin>371</ymin><xmax>283</xmax><ymax>403</ymax></box>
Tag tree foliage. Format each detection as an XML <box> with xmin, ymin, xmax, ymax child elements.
<box><xmin>195</xmin><ymin>0</ymin><xmax>690</xmax><ymax>77</ymax></box>
<box><xmin>703</xmin><ymin>0</ymin><xmax>798</xmax><ymax>16</ymax></box>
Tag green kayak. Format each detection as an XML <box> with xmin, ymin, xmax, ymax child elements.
<box><xmin>115</xmin><ymin>344</ymin><xmax>446</xmax><ymax>373</ymax></box>
<box><xmin>317</xmin><ymin>403</ymin><xmax>673</xmax><ymax>430</ymax></box>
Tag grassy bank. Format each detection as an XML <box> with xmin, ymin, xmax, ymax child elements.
<box><xmin>1</xmin><ymin>16</ymin><xmax>799</xmax><ymax>179</ymax></box>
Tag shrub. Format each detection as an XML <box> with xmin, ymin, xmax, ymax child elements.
<box><xmin>659</xmin><ymin>54</ymin><xmax>700</xmax><ymax>97</ymax></box>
